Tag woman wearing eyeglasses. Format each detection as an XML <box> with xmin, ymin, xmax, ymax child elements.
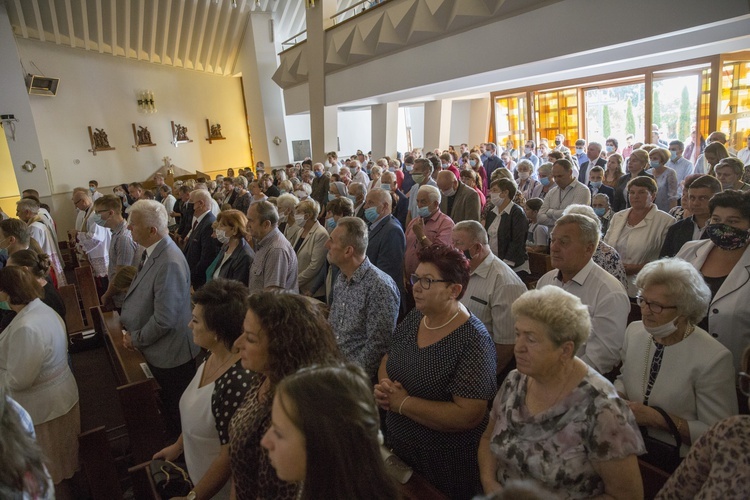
<box><xmin>374</xmin><ymin>244</ymin><xmax>496</xmax><ymax>500</ymax></box>
<box><xmin>614</xmin><ymin>259</ymin><xmax>737</xmax><ymax>465</ymax></box>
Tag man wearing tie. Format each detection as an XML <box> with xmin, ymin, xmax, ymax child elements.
<box><xmin>183</xmin><ymin>189</ymin><xmax>221</xmax><ymax>290</ymax></box>
<box><xmin>121</xmin><ymin>200</ymin><xmax>198</xmax><ymax>436</ymax></box>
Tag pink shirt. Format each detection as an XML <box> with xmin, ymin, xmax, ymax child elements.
<box><xmin>404</xmin><ymin>209</ymin><xmax>455</xmax><ymax>277</ymax></box>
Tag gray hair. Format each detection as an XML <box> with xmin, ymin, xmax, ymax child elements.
<box><xmin>349</xmin><ymin>182</ymin><xmax>367</xmax><ymax>199</ymax></box>
<box><xmin>190</xmin><ymin>188</ymin><xmax>213</xmax><ymax>206</ymax></box>
<box><xmin>368</xmin><ymin>188</ymin><xmax>391</xmax><ymax>208</ymax></box>
<box><xmin>418</xmin><ymin>184</ymin><xmax>441</xmax><ymax>205</ymax></box>
<box><xmin>252</xmin><ymin>200</ymin><xmax>279</xmax><ymax>226</ymax></box>
<box><xmin>515</xmin><ymin>159</ymin><xmax>535</xmax><ymax>173</ymax></box>
<box><xmin>453</xmin><ymin>220</ymin><xmax>488</xmax><ymax>246</ymax></box>
<box><xmin>512</xmin><ymin>287</ymin><xmax>591</xmax><ymax>352</ymax></box>
<box><xmin>296</xmin><ymin>199</ymin><xmax>321</xmax><ymax>219</ymax></box>
<box><xmin>381</xmin><ymin>172</ymin><xmax>396</xmax><ymax>184</ymax></box>
<box><xmin>332</xmin><ymin>182</ymin><xmax>348</xmax><ymax>197</ymax></box>
<box><xmin>130</xmin><ymin>200</ymin><xmax>169</xmax><ymax>236</ymax></box>
<box><xmin>277</xmin><ymin>193</ymin><xmax>299</xmax><ymax>214</ymax></box>
<box><xmin>336</xmin><ymin>216</ymin><xmax>368</xmax><ymax>256</ymax></box>
<box><xmin>635</xmin><ymin>258</ymin><xmax>712</xmax><ymax>325</ymax></box>
<box><xmin>537</xmin><ymin>162</ymin><xmax>553</xmax><ymax>177</ymax></box>
<box><xmin>592</xmin><ymin>193</ymin><xmax>611</xmax><ymax>207</ymax></box>
<box><xmin>562</xmin><ymin>204</ymin><xmax>603</xmax><ymax>233</ymax></box>
<box><xmin>233</xmin><ymin>176</ymin><xmax>248</xmax><ymax>188</ymax></box>
<box><xmin>16</xmin><ymin>199</ymin><xmax>40</xmax><ymax>214</ymax></box>
<box><xmin>555</xmin><ymin>212</ymin><xmax>601</xmax><ymax>248</ymax></box>
<box><xmin>588</xmin><ymin>141</ymin><xmax>602</xmax><ymax>152</ymax></box>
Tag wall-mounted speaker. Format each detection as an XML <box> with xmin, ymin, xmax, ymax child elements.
<box><xmin>25</xmin><ymin>74</ymin><xmax>60</xmax><ymax>96</ymax></box>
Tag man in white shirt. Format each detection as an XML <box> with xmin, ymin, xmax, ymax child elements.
<box><xmin>350</xmin><ymin>160</ymin><xmax>370</xmax><ymax>186</ymax></box>
<box><xmin>452</xmin><ymin>221</ymin><xmax>526</xmax><ymax>383</ymax></box>
<box><xmin>667</xmin><ymin>140</ymin><xmax>694</xmax><ymax>197</ymax></box>
<box><xmin>537</xmin><ymin>159</ymin><xmax>591</xmax><ymax>227</ymax></box>
<box><xmin>737</xmin><ymin>134</ymin><xmax>750</xmax><ymax>166</ymax></box>
<box><xmin>536</xmin><ymin>213</ymin><xmax>630</xmax><ymax>375</ymax></box>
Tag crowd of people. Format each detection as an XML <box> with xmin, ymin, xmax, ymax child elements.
<box><xmin>1</xmin><ymin>128</ymin><xmax>750</xmax><ymax>499</ymax></box>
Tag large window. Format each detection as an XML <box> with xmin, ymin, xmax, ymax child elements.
<box><xmin>534</xmin><ymin>88</ymin><xmax>578</xmax><ymax>147</ymax></box>
<box><xmin>494</xmin><ymin>94</ymin><xmax>528</xmax><ymax>150</ymax></box>
<box><xmin>651</xmin><ymin>71</ymin><xmax>701</xmax><ymax>145</ymax></box>
<box><xmin>719</xmin><ymin>59</ymin><xmax>750</xmax><ymax>151</ymax></box>
<box><xmin>585</xmin><ymin>82</ymin><xmax>645</xmax><ymax>145</ymax></box>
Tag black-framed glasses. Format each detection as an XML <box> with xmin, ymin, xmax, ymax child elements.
<box><xmin>410</xmin><ymin>274</ymin><xmax>450</xmax><ymax>290</ymax></box>
<box><xmin>739</xmin><ymin>372</ymin><xmax>750</xmax><ymax>397</ymax></box>
<box><xmin>635</xmin><ymin>295</ymin><xmax>678</xmax><ymax>314</ymax></box>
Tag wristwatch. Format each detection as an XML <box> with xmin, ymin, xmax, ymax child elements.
<box><xmin>186</xmin><ymin>491</ymin><xmax>197</xmax><ymax>500</ymax></box>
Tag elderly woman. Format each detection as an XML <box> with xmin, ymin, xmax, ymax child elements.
<box><xmin>532</xmin><ymin>162</ymin><xmax>555</xmax><ymax>199</ymax></box>
<box><xmin>468</xmin><ymin>152</ymin><xmax>489</xmax><ymax>196</ymax></box>
<box><xmin>656</xmin><ymin>347</ymin><xmax>750</xmax><ymax>498</ymax></box>
<box><xmin>483</xmin><ymin>178</ymin><xmax>529</xmax><ymax>275</ymax></box>
<box><xmin>676</xmin><ymin>190</ymin><xmax>750</xmax><ymax>379</ymax></box>
<box><xmin>206</xmin><ymin>210</ymin><xmax>254</xmax><ymax>286</ymax></box>
<box><xmin>515</xmin><ymin>159</ymin><xmax>540</xmax><ymax>201</ymax></box>
<box><xmin>478</xmin><ymin>286</ymin><xmax>645</xmax><ymax>499</ymax></box>
<box><xmin>592</xmin><ymin>192</ymin><xmax>614</xmax><ymax>236</ymax></box>
<box><xmin>375</xmin><ymin>245</ymin><xmax>497</xmax><ymax>499</ymax></box>
<box><xmin>603</xmin><ymin>153</ymin><xmax>624</xmax><ymax>189</ymax></box>
<box><xmin>230</xmin><ymin>293</ymin><xmax>341</xmax><ymax>500</ymax></box>
<box><xmin>262</xmin><ymin>364</ymin><xmax>399</xmax><ymax>500</ymax></box>
<box><xmin>153</xmin><ymin>279</ymin><xmax>250</xmax><ymax>499</ymax></box>
<box><xmin>701</xmin><ymin>142</ymin><xmax>730</xmax><ymax>176</ymax></box>
<box><xmin>0</xmin><ymin>267</ymin><xmax>79</xmax><ymax>494</ymax></box>
<box><xmin>615</xmin><ymin>259</ymin><xmax>737</xmax><ymax>468</ymax></box>
<box><xmin>231</xmin><ymin>176</ymin><xmax>252</xmax><ymax>215</ymax></box>
<box><xmin>287</xmin><ymin>199</ymin><xmax>328</xmax><ymax>299</ymax></box>
<box><xmin>603</xmin><ymin>176</ymin><xmax>674</xmax><ymax>296</ymax></box>
<box><xmin>159</xmin><ymin>185</ymin><xmax>177</xmax><ymax>229</ymax></box>
<box><xmin>276</xmin><ymin>193</ymin><xmax>299</xmax><ymax>237</ymax></box>
<box><xmin>328</xmin><ymin>180</ymin><xmax>349</xmax><ymax>202</ymax></box>
<box><xmin>714</xmin><ymin>157</ymin><xmax>750</xmax><ymax>191</ymax></box>
<box><xmin>647</xmin><ymin>147</ymin><xmax>679</xmax><ymax>212</ymax></box>
<box><xmin>248</xmin><ymin>181</ymin><xmax>268</xmax><ymax>206</ymax></box>
<box><xmin>367</xmin><ymin>165</ymin><xmax>383</xmax><ymax>192</ymax></box>
<box><xmin>613</xmin><ymin>149</ymin><xmax>654</xmax><ymax>212</ymax></box>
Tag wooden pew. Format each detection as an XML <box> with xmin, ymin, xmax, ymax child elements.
<box><xmin>58</xmin><ymin>284</ymin><xmax>86</xmax><ymax>336</ymax></box>
<box><xmin>92</xmin><ymin>306</ymin><xmax>169</xmax><ymax>464</ymax></box>
<box><xmin>78</xmin><ymin>426</ymin><xmax>124</xmax><ymax>500</ymax></box>
<box><xmin>128</xmin><ymin>462</ymin><xmax>160</xmax><ymax>500</ymax></box>
<box><xmin>639</xmin><ymin>459</ymin><xmax>671</xmax><ymax>499</ymax></box>
<box><xmin>75</xmin><ymin>265</ymin><xmax>101</xmax><ymax>328</ymax></box>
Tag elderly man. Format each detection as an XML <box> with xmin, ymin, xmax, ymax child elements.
<box><xmin>436</xmin><ymin>170</ymin><xmax>481</xmax><ymax>223</ymax></box>
<box><xmin>536</xmin><ymin>213</ymin><xmax>630</xmax><ymax>375</ymax></box>
<box><xmin>404</xmin><ymin>185</ymin><xmax>455</xmax><ymax>281</ymax></box>
<box><xmin>15</xmin><ymin>199</ymin><xmax>67</xmax><ymax>286</ymax></box>
<box><xmin>349</xmin><ymin>160</ymin><xmax>370</xmax><ymax>186</ymax></box>
<box><xmin>183</xmin><ymin>189</ymin><xmax>221</xmax><ymax>289</ymax></box>
<box><xmin>363</xmin><ymin>188</ymin><xmax>406</xmax><ymax>301</ymax></box>
<box><xmin>128</xmin><ymin>182</ymin><xmax>144</xmax><ymax>203</ymax></box>
<box><xmin>715</xmin><ymin>158</ymin><xmax>750</xmax><ymax>191</ymax></box>
<box><xmin>577</xmin><ymin>141</ymin><xmax>606</xmax><ymax>183</ymax></box>
<box><xmin>406</xmin><ymin>158</ymin><xmax>438</xmax><ymax>224</ymax></box>
<box><xmin>537</xmin><ymin>159</ymin><xmax>591</xmax><ymax>227</ymax></box>
<box><xmin>311</xmin><ymin>162</ymin><xmax>330</xmax><ymax>211</ymax></box>
<box><xmin>667</xmin><ymin>140</ymin><xmax>694</xmax><ymax>196</ymax></box>
<box><xmin>326</xmin><ymin>217</ymin><xmax>400</xmax><ymax>379</ymax></box>
<box><xmin>94</xmin><ymin>195</ymin><xmax>138</xmax><ymax>310</ymax></box>
<box><xmin>69</xmin><ymin>188</ymin><xmax>111</xmax><ymax>291</ymax></box>
<box><xmin>339</xmin><ymin>166</ymin><xmax>353</xmax><ymax>186</ymax></box>
<box><xmin>246</xmin><ymin>200</ymin><xmax>298</xmax><ymax>293</ymax></box>
<box><xmin>452</xmin><ymin>221</ymin><xmax>526</xmax><ymax>382</ymax></box>
<box><xmin>121</xmin><ymin>200</ymin><xmax>198</xmax><ymax>434</ymax></box>
<box><xmin>349</xmin><ymin>182</ymin><xmax>368</xmax><ymax>221</ymax></box>
<box><xmin>660</xmin><ymin>175</ymin><xmax>722</xmax><ymax>258</ymax></box>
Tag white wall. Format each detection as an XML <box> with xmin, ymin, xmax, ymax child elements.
<box><xmin>398</xmin><ymin>105</ymin><xmax>425</xmax><ymax>153</ymax></box>
<box><xmin>16</xmin><ymin>38</ymin><xmax>252</xmax><ymax>194</ymax></box>
<box><xmin>338</xmin><ymin>109</ymin><xmax>371</xmax><ymax>157</ymax></box>
<box><xmin>450</xmin><ymin>100</ymin><xmax>470</xmax><ymax>146</ymax></box>
<box><xmin>284</xmin><ymin>113</ymin><xmax>312</xmax><ymax>162</ymax></box>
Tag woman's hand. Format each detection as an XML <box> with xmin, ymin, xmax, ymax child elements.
<box><xmin>153</xmin><ymin>442</ymin><xmax>183</xmax><ymax>462</ymax></box>
<box><xmin>375</xmin><ymin>379</ymin><xmax>409</xmax><ymax>413</ymax></box>
<box><xmin>626</xmin><ymin>401</ymin><xmax>662</xmax><ymax>428</ymax></box>
<box><xmin>481</xmin><ymin>479</ymin><xmax>503</xmax><ymax>495</ymax></box>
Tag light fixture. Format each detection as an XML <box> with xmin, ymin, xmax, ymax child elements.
<box><xmin>273</xmin><ymin>136</ymin><xmax>282</xmax><ymax>145</ymax></box>
<box><xmin>233</xmin><ymin>0</ymin><xmax>238</xmax><ymax>7</ymax></box>
<box><xmin>137</xmin><ymin>90</ymin><xmax>157</xmax><ymax>113</ymax></box>
<box><xmin>21</xmin><ymin>160</ymin><xmax>37</xmax><ymax>172</ymax></box>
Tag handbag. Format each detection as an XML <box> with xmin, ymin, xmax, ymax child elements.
<box><xmin>149</xmin><ymin>460</ymin><xmax>193</xmax><ymax>499</ymax></box>
<box><xmin>639</xmin><ymin>406</ymin><xmax>683</xmax><ymax>473</ymax></box>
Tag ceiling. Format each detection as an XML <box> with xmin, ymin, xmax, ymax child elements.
<box><xmin>3</xmin><ymin>0</ymin><xmax>366</xmax><ymax>76</ymax></box>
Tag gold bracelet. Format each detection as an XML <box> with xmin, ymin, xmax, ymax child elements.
<box><xmin>675</xmin><ymin>418</ymin><xmax>683</xmax><ymax>433</ymax></box>
<box><xmin>398</xmin><ymin>396</ymin><xmax>411</xmax><ymax>415</ymax></box>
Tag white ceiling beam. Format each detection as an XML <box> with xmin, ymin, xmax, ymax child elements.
<box><xmin>224</xmin><ymin>2</ymin><xmax>250</xmax><ymax>75</ymax></box>
<box><xmin>31</xmin><ymin>0</ymin><xmax>45</xmax><ymax>42</ymax></box>
<box><xmin>212</xmin><ymin>0</ymin><xmax>241</xmax><ymax>73</ymax></box>
<box><xmin>109</xmin><ymin>0</ymin><xmax>118</xmax><ymax>54</ymax></box>
<box><xmin>160</xmin><ymin>0</ymin><xmax>173</xmax><ymax>64</ymax></box>
<box><xmin>64</xmin><ymin>0</ymin><xmax>75</xmax><ymax>47</ymax></box>
<box><xmin>149</xmin><ymin>0</ymin><xmax>159</xmax><ymax>62</ymax></box>
<box><xmin>190</xmin><ymin>0</ymin><xmax>212</xmax><ymax>70</ymax></box>
<box><xmin>204</xmin><ymin>0</ymin><xmax>225</xmax><ymax>72</ymax></box>
<box><xmin>182</xmin><ymin>0</ymin><xmax>200</xmax><ymax>68</ymax></box>
<box><xmin>124</xmin><ymin>0</ymin><xmax>131</xmax><ymax>58</ymax></box>
<box><xmin>13</xmin><ymin>0</ymin><xmax>28</xmax><ymax>39</ymax></box>
<box><xmin>47</xmin><ymin>0</ymin><xmax>61</xmax><ymax>44</ymax></box>
<box><xmin>137</xmin><ymin>0</ymin><xmax>145</xmax><ymax>59</ymax></box>
<box><xmin>79</xmin><ymin>0</ymin><xmax>90</xmax><ymax>50</ymax></box>
<box><xmin>95</xmin><ymin>0</ymin><xmax>104</xmax><ymax>53</ymax></box>
<box><xmin>288</xmin><ymin>0</ymin><xmax>304</xmax><ymax>38</ymax></box>
<box><xmin>278</xmin><ymin>0</ymin><xmax>294</xmax><ymax>29</ymax></box>
<box><xmin>171</xmin><ymin>0</ymin><xmax>186</xmax><ymax>65</ymax></box>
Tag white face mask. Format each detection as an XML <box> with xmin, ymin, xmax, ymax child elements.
<box><xmin>519</xmin><ymin>172</ymin><xmax>530</xmax><ymax>180</ymax></box>
<box><xmin>294</xmin><ymin>214</ymin><xmax>306</xmax><ymax>226</ymax></box>
<box><xmin>643</xmin><ymin>318</ymin><xmax>678</xmax><ymax>339</ymax></box>
<box><xmin>490</xmin><ymin>193</ymin><xmax>505</xmax><ymax>206</ymax></box>
<box><xmin>215</xmin><ymin>229</ymin><xmax>230</xmax><ymax>245</ymax></box>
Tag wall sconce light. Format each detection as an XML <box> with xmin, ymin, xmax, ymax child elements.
<box><xmin>137</xmin><ymin>90</ymin><xmax>157</xmax><ymax>113</ymax></box>
<box><xmin>21</xmin><ymin>160</ymin><xmax>37</xmax><ymax>172</ymax></box>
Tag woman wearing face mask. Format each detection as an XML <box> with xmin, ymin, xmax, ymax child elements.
<box><xmin>514</xmin><ymin>159</ymin><xmax>540</xmax><ymax>201</ymax></box>
<box><xmin>614</xmin><ymin>259</ymin><xmax>737</xmax><ymax>467</ymax></box>
<box><xmin>287</xmin><ymin>200</ymin><xmax>328</xmax><ymax>299</ymax></box>
<box><xmin>647</xmin><ymin>147</ymin><xmax>679</xmax><ymax>212</ymax></box>
<box><xmin>231</xmin><ymin>176</ymin><xmax>252</xmax><ymax>215</ymax></box>
<box><xmin>533</xmin><ymin>162</ymin><xmax>555</xmax><ymax>199</ymax></box>
<box><xmin>276</xmin><ymin>194</ymin><xmax>299</xmax><ymax>237</ymax></box>
<box><xmin>482</xmin><ymin>178</ymin><xmax>529</xmax><ymax>277</ymax></box>
<box><xmin>677</xmin><ymin>191</ymin><xmax>750</xmax><ymax>397</ymax></box>
<box><xmin>468</xmin><ymin>152</ymin><xmax>488</xmax><ymax>197</ymax></box>
<box><xmin>205</xmin><ymin>210</ymin><xmax>254</xmax><ymax>286</ymax></box>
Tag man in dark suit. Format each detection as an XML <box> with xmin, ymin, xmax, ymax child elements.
<box><xmin>483</xmin><ymin>142</ymin><xmax>505</xmax><ymax>179</ymax></box>
<box><xmin>587</xmin><ymin>166</ymin><xmax>615</xmax><ymax>205</ymax></box>
<box><xmin>436</xmin><ymin>170</ymin><xmax>481</xmax><ymax>223</ymax></box>
<box><xmin>363</xmin><ymin>189</ymin><xmax>406</xmax><ymax>291</ymax></box>
<box><xmin>578</xmin><ymin>141</ymin><xmax>607</xmax><ymax>183</ymax></box>
<box><xmin>183</xmin><ymin>189</ymin><xmax>221</xmax><ymax>289</ymax></box>
<box><xmin>659</xmin><ymin>174</ymin><xmax>721</xmax><ymax>257</ymax></box>
<box><xmin>311</xmin><ymin>162</ymin><xmax>330</xmax><ymax>217</ymax></box>
<box><xmin>175</xmin><ymin>185</ymin><xmax>194</xmax><ymax>242</ymax></box>
<box><xmin>121</xmin><ymin>200</ymin><xmax>199</xmax><ymax>436</ymax></box>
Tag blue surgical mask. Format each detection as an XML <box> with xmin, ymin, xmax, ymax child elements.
<box><xmin>326</xmin><ymin>217</ymin><xmax>336</xmax><ymax>231</ymax></box>
<box><xmin>0</xmin><ymin>301</ymin><xmax>9</xmax><ymax>310</ymax></box>
<box><xmin>670</xmin><ymin>151</ymin><xmax>678</xmax><ymax>161</ymax></box>
<box><xmin>590</xmin><ymin>180</ymin><xmax>602</xmax><ymax>189</ymax></box>
<box><xmin>328</xmin><ymin>193</ymin><xmax>337</xmax><ymax>201</ymax></box>
<box><xmin>92</xmin><ymin>213</ymin><xmax>107</xmax><ymax>227</ymax></box>
<box><xmin>594</xmin><ymin>207</ymin><xmax>606</xmax><ymax>217</ymax></box>
<box><xmin>381</xmin><ymin>183</ymin><xmax>392</xmax><ymax>192</ymax></box>
<box><xmin>314</xmin><ymin>170</ymin><xmax>323</xmax><ymax>178</ymax></box>
<box><xmin>418</xmin><ymin>206</ymin><xmax>431</xmax><ymax>218</ymax></box>
<box><xmin>540</xmin><ymin>177</ymin><xmax>550</xmax><ymax>186</ymax></box>
<box><xmin>364</xmin><ymin>206</ymin><xmax>379</xmax><ymax>223</ymax></box>
<box><xmin>649</xmin><ymin>160</ymin><xmax>661</xmax><ymax>169</ymax></box>
<box><xmin>89</xmin><ymin>186</ymin><xmax>96</xmax><ymax>193</ymax></box>
<box><xmin>405</xmin><ymin>164</ymin><xmax>414</xmax><ymax>172</ymax></box>
<box><xmin>347</xmin><ymin>195</ymin><xmax>357</xmax><ymax>203</ymax></box>
<box><xmin>441</xmin><ymin>163</ymin><xmax>449</xmax><ymax>169</ymax></box>
<box><xmin>279</xmin><ymin>189</ymin><xmax>287</xmax><ymax>195</ymax></box>
<box><xmin>606</xmin><ymin>145</ymin><xmax>615</xmax><ymax>153</ymax></box>
<box><xmin>469</xmin><ymin>160</ymin><xmax>477</xmax><ymax>167</ymax></box>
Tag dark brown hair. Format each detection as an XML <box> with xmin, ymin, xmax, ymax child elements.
<box><xmin>0</xmin><ymin>267</ymin><xmax>43</xmax><ymax>305</ymax></box>
<box><xmin>416</xmin><ymin>244</ymin><xmax>470</xmax><ymax>299</ymax></box>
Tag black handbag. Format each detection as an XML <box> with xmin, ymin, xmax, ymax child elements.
<box><xmin>639</xmin><ymin>406</ymin><xmax>683</xmax><ymax>473</ymax></box>
<box><xmin>149</xmin><ymin>460</ymin><xmax>193</xmax><ymax>499</ymax></box>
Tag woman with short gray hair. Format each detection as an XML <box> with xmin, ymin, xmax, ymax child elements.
<box><xmin>479</xmin><ymin>286</ymin><xmax>644</xmax><ymax>498</ymax></box>
<box><xmin>614</xmin><ymin>258</ymin><xmax>737</xmax><ymax>466</ymax></box>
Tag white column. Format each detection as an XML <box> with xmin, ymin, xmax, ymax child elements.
<box><xmin>423</xmin><ymin>99</ymin><xmax>452</xmax><ymax>152</ymax></box>
<box><xmin>307</xmin><ymin>0</ymin><xmax>338</xmax><ymax>162</ymax></box>
<box><xmin>469</xmin><ymin>97</ymin><xmax>491</xmax><ymax>148</ymax></box>
<box><xmin>371</xmin><ymin>102</ymin><xmax>399</xmax><ymax>159</ymax></box>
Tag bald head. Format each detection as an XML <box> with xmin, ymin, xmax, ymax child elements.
<box><xmin>436</xmin><ymin>170</ymin><xmax>458</xmax><ymax>192</ymax></box>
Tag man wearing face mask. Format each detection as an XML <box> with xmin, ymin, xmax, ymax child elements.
<box><xmin>405</xmin><ymin>158</ymin><xmax>438</xmax><ymax>225</ymax></box>
<box><xmin>660</xmin><ymin>175</ymin><xmax>721</xmax><ymax>258</ymax></box>
<box><xmin>93</xmin><ymin>195</ymin><xmax>139</xmax><ymax>310</ymax></box>
<box><xmin>436</xmin><ymin>171</ymin><xmax>480</xmax><ymax>224</ymax></box>
<box><xmin>483</xmin><ymin>143</ymin><xmax>505</xmax><ymax>180</ymax></box>
<box><xmin>667</xmin><ymin>140</ymin><xmax>695</xmax><ymax>197</ymax></box>
<box><xmin>521</xmin><ymin>140</ymin><xmax>540</xmax><ymax>169</ymax></box>
<box><xmin>401</xmin><ymin>155</ymin><xmax>417</xmax><ymax>194</ymax></box>
<box><xmin>553</xmin><ymin>134</ymin><xmax>571</xmax><ymax>154</ymax></box>
<box><xmin>350</xmin><ymin>160</ymin><xmax>370</xmax><ymax>186</ymax></box>
<box><xmin>573</xmin><ymin>139</ymin><xmax>587</xmax><ymax>168</ymax></box>
<box><xmin>452</xmin><ymin>221</ymin><xmax>526</xmax><ymax>384</ymax></box>
<box><xmin>88</xmin><ymin>180</ymin><xmax>103</xmax><ymax>201</ymax></box>
<box><xmin>69</xmin><ymin>188</ymin><xmax>111</xmax><ymax>293</ymax></box>
<box><xmin>349</xmin><ymin>182</ymin><xmax>368</xmax><ymax>221</ymax></box>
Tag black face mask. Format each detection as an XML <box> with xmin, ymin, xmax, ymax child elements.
<box><xmin>463</xmin><ymin>249</ymin><xmax>472</xmax><ymax>261</ymax></box>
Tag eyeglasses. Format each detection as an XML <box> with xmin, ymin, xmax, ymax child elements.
<box><xmin>740</xmin><ymin>372</ymin><xmax>750</xmax><ymax>397</ymax></box>
<box><xmin>635</xmin><ymin>295</ymin><xmax>678</xmax><ymax>314</ymax></box>
<box><xmin>410</xmin><ymin>274</ymin><xmax>450</xmax><ymax>290</ymax></box>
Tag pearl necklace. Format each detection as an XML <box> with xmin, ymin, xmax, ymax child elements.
<box><xmin>422</xmin><ymin>307</ymin><xmax>461</xmax><ymax>330</ymax></box>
